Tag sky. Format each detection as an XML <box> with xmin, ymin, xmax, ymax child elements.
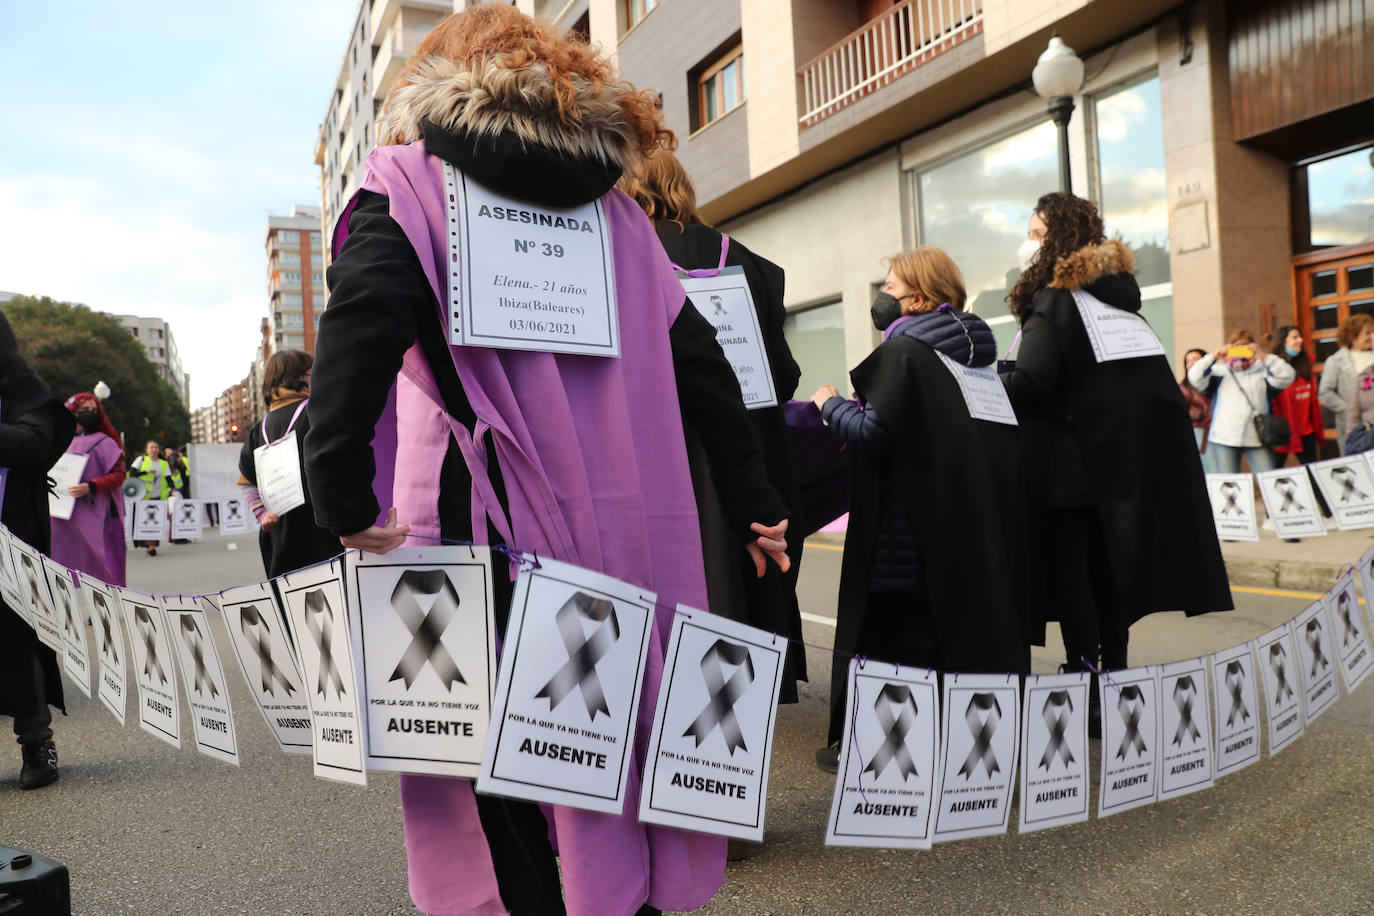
<box><xmin>0</xmin><ymin>0</ymin><xmax>361</xmax><ymax>409</ymax></box>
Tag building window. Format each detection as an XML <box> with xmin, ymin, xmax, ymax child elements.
<box><xmin>697</xmin><ymin>44</ymin><xmax>744</xmax><ymax>128</ymax></box>
<box><xmin>282</xmin><ymin>272</ymin><xmax>301</xmax><ymax>286</ymax></box>
<box><xmin>627</xmin><ymin>0</ymin><xmax>657</xmax><ymax>28</ymax></box>
<box><xmin>311</xmin><ymin>253</ymin><xmax>323</xmax><ymax>268</ymax></box>
<box><xmin>283</xmin><ymin>313</ymin><xmax>304</xmax><ymax>329</ymax></box>
<box><xmin>782</xmin><ymin>301</ymin><xmax>846</xmax><ymax>400</ymax></box>
<box><xmin>1093</xmin><ymin>74</ymin><xmax>1170</xmax><ymax>288</ymax></box>
<box><xmin>310</xmin><ymin>231</ymin><xmax>322</xmax><ymax>246</ymax></box>
<box><xmin>1295</xmin><ymin>145</ymin><xmax>1374</xmax><ymax>252</ymax></box>
<box><xmin>281</xmin><ymin>293</ymin><xmax>303</xmax><ymax>307</ymax></box>
<box><xmin>154</xmin><ymin>328</ymin><xmax>163</xmax><ymax>339</ymax></box>
<box><xmin>129</xmin><ymin>327</ymin><xmax>138</xmax><ymax>337</ymax></box>
<box><xmin>279</xmin><ymin>253</ymin><xmax>301</xmax><ymax>268</ymax></box>
<box><xmin>313</xmin><ymin>292</ymin><xmax>326</xmax><ymax>307</ymax></box>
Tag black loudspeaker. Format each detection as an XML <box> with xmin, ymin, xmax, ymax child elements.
<box><xmin>0</xmin><ymin>847</ymin><xmax>70</xmax><ymax>915</ymax></box>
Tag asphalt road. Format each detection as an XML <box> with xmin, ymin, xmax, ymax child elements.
<box><xmin>4</xmin><ymin>533</ymin><xmax>1371</xmax><ymax>914</ymax></box>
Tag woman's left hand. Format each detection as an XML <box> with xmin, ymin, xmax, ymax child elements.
<box><xmin>67</xmin><ymin>483</ymin><xmax>90</xmax><ymax>498</ymax></box>
<box><xmin>811</xmin><ymin>385</ymin><xmax>840</xmax><ymax>410</ymax></box>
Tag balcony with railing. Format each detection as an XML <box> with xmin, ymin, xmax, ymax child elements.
<box><xmin>798</xmin><ymin>0</ymin><xmax>983</xmax><ymax>128</ymax></box>
<box><xmin>372</xmin><ymin>25</ymin><xmax>435</xmax><ymax>100</ymax></box>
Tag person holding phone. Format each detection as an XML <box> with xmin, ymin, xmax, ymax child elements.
<box><xmin>1187</xmin><ymin>329</ymin><xmax>1295</xmax><ymax>473</ymax></box>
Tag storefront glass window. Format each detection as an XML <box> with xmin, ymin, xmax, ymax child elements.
<box><xmin>1095</xmin><ymin>75</ymin><xmax>1170</xmax><ymax>287</ymax></box>
<box><xmin>783</xmin><ymin>302</ymin><xmax>847</xmax><ymax>398</ymax></box>
<box><xmin>1308</xmin><ymin>146</ymin><xmax>1374</xmax><ymax>248</ymax></box>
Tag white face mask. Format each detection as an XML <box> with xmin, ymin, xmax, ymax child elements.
<box><xmin>1017</xmin><ymin>238</ymin><xmax>1042</xmax><ymax>274</ymax></box>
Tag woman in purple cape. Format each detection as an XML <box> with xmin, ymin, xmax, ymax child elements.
<box><xmin>50</xmin><ymin>391</ymin><xmax>126</xmax><ymax>586</ymax></box>
<box><xmin>304</xmin><ymin>7</ymin><xmax>791</xmax><ymax>915</ymax></box>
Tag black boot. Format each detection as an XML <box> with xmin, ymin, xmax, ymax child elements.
<box><xmin>20</xmin><ymin>740</ymin><xmax>58</xmax><ymax>790</ymax></box>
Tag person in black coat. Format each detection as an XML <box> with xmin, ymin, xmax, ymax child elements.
<box><xmin>237</xmin><ymin>350</ymin><xmax>340</xmax><ymax>578</ymax></box>
<box><xmin>1000</xmin><ymin>192</ymin><xmax>1231</xmax><ymax>730</ymax></box>
<box><xmin>620</xmin><ymin>151</ymin><xmax>809</xmax><ymax>703</ymax></box>
<box><xmin>810</xmin><ymin>247</ymin><xmax>1029</xmax><ymax>771</ymax></box>
<box><xmin>0</xmin><ymin>311</ymin><xmax>77</xmax><ymax>789</ymax></box>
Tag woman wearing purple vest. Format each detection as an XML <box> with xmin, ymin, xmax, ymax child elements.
<box><xmin>303</xmin><ymin>7</ymin><xmax>790</xmax><ymax>915</ymax></box>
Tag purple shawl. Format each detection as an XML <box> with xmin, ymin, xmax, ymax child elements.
<box><xmin>339</xmin><ymin>142</ymin><xmax>722</xmax><ymax>916</ymax></box>
<box><xmin>49</xmin><ymin>432</ymin><xmax>125</xmax><ymax>586</ymax></box>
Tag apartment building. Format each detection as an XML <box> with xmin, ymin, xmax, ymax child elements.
<box><xmin>266</xmin><ymin>206</ymin><xmax>326</xmax><ymax>354</ymax></box>
<box><xmin>189</xmin><ymin>405</ymin><xmax>214</xmax><ymax>445</ymax></box>
<box><xmin>113</xmin><ymin>314</ymin><xmax>190</xmax><ymax>407</ymax></box>
<box><xmin>213</xmin><ymin>382</ymin><xmax>250</xmax><ymax>445</ymax></box>
<box><xmin>521</xmin><ymin>0</ymin><xmax>1372</xmax><ymax>403</ymax></box>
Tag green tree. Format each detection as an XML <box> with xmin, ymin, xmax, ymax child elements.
<box><xmin>2</xmin><ymin>296</ymin><xmax>191</xmax><ymax>452</ymax></box>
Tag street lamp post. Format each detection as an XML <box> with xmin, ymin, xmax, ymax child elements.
<box><xmin>1032</xmin><ymin>32</ymin><xmax>1085</xmax><ymax>195</ymax></box>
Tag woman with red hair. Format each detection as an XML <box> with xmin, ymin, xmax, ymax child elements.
<box><xmin>304</xmin><ymin>6</ymin><xmax>787</xmax><ymax>915</ymax></box>
<box><xmin>51</xmin><ymin>391</ymin><xmax>126</xmax><ymax>586</ymax></box>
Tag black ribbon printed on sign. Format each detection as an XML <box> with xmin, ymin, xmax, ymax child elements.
<box><xmin>239</xmin><ymin>605</ymin><xmax>297</xmax><ymax>696</ymax></box>
<box><xmin>1269</xmin><ymin>643</ymin><xmax>1293</xmax><ymax>704</ymax></box>
<box><xmin>180</xmin><ymin>614</ymin><xmax>220</xmax><ymax>699</ymax></box>
<box><xmin>1171</xmin><ymin>676</ymin><xmax>1201</xmax><ymax>746</ymax></box>
<box><xmin>54</xmin><ymin>577</ymin><xmax>77</xmax><ymax>639</ymax></box>
<box><xmin>1305</xmin><ymin>618</ymin><xmax>1329</xmax><ymax>678</ymax></box>
<box><xmin>304</xmin><ymin>589</ymin><xmax>346</xmax><ymax>700</ymax></box>
<box><xmin>534</xmin><ymin>591</ymin><xmax>619</xmax><ymax>721</ymax></box>
<box><xmin>1115</xmin><ymin>685</ymin><xmax>1148</xmax><ymax>761</ymax></box>
<box><xmin>94</xmin><ymin>592</ymin><xmax>119</xmax><ymax>665</ymax></box>
<box><xmin>1274</xmin><ymin>477</ymin><xmax>1304</xmax><ymax>514</ymax></box>
<box><xmin>134</xmin><ymin>604</ymin><xmax>168</xmax><ymax>685</ymax></box>
<box><xmin>389</xmin><ymin>569</ymin><xmax>465</xmax><ymax>690</ymax></box>
<box><xmin>863</xmin><ymin>683</ymin><xmax>920</xmax><ymax>781</ymax></box>
<box><xmin>682</xmin><ymin>639</ymin><xmax>755</xmax><ymax>755</ymax></box>
<box><xmin>1224</xmin><ymin>660</ymin><xmax>1250</xmax><ymax>727</ymax></box>
<box><xmin>957</xmin><ymin>692</ymin><xmax>1002</xmax><ymax>779</ymax></box>
<box><xmin>1038</xmin><ymin>690</ymin><xmax>1074</xmax><ymax>770</ymax></box>
<box><xmin>1331</xmin><ymin>466</ymin><xmax>1368</xmax><ymax>503</ymax></box>
<box><xmin>1336</xmin><ymin>593</ymin><xmax>1358</xmax><ymax>647</ymax></box>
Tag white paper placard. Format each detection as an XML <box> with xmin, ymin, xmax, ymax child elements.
<box><xmin>79</xmin><ymin>573</ymin><xmax>127</xmax><ymax>725</ymax></box>
<box><xmin>218</xmin><ymin>496</ymin><xmax>253</xmax><ymax>535</ymax></box>
<box><xmin>935</xmin><ymin>352</ymin><xmax>1018</xmax><ymax>425</ymax></box>
<box><xmin>163</xmin><ymin>594</ymin><xmax>240</xmax><ymax>766</ymax></box>
<box><xmin>47</xmin><ymin>451</ymin><xmax>89</xmax><ymax>520</ymax></box>
<box><xmin>1325</xmin><ymin>575</ymin><xmax>1374</xmax><ymax>694</ymax></box>
<box><xmin>824</xmin><ymin>660</ymin><xmax>939</xmax><ymax>849</ymax></box>
<box><xmin>0</xmin><ymin>528</ymin><xmax>31</xmax><ymax>629</ymax></box>
<box><xmin>1254</xmin><ymin>468</ymin><xmax>1327</xmax><ymax>539</ymax></box>
<box><xmin>448</xmin><ymin>165</ymin><xmax>619</xmax><ymax>358</ymax></box>
<box><xmin>1098</xmin><ymin>666</ymin><xmax>1160</xmax><ymax>818</ymax></box>
<box><xmin>1071</xmin><ymin>289</ymin><xmax>1166</xmax><ymax>362</ymax></box>
<box><xmin>133</xmin><ymin>500</ymin><xmax>167</xmax><ymax>542</ymax></box>
<box><xmin>123</xmin><ymin>497</ymin><xmax>134</xmax><ymax>540</ymax></box>
<box><xmin>345</xmin><ymin>546</ymin><xmax>497</xmax><ymax>778</ymax></box>
<box><xmin>477</xmin><ymin>557</ymin><xmax>654</xmax><ymax>815</ymax></box>
<box><xmin>1292</xmin><ymin>599</ymin><xmax>1339</xmax><ymax>724</ymax></box>
<box><xmin>1156</xmin><ymin>659</ymin><xmax>1214</xmax><ymax>800</ymax></box>
<box><xmin>217</xmin><ymin>581</ymin><xmax>312</xmax><ymax>755</ymax></box>
<box><xmin>1018</xmin><ymin>672</ymin><xmax>1091</xmax><ymax>834</ymax></box>
<box><xmin>1310</xmin><ymin>455</ymin><xmax>1374</xmax><ymax>530</ymax></box>
<box><xmin>679</xmin><ymin>268</ymin><xmax>777</xmax><ymax>410</ymax></box>
<box><xmin>638</xmin><ymin>608</ymin><xmax>785</xmax><ymax>841</ymax></box>
<box><xmin>1358</xmin><ymin>543</ymin><xmax>1374</xmax><ymax>636</ymax></box>
<box><xmin>170</xmin><ymin>498</ymin><xmax>204</xmax><ymax>540</ymax></box>
<box><xmin>42</xmin><ymin>557</ymin><xmax>92</xmax><ymax>698</ymax></box>
<box><xmin>12</xmin><ymin>538</ymin><xmax>62</xmax><ymax>652</ymax></box>
<box><xmin>931</xmin><ymin>673</ymin><xmax>1020</xmax><ymax>842</ymax></box>
<box><xmin>1209</xmin><ymin>643</ymin><xmax>1261</xmax><ymax>778</ymax></box>
<box><xmin>1206</xmin><ymin>473</ymin><xmax>1259</xmax><ymax>541</ymax></box>
<box><xmin>253</xmin><ymin>432</ymin><xmax>307</xmax><ymax>517</ymax></box>
<box><xmin>1255</xmin><ymin>623</ymin><xmax>1305</xmax><ymax>755</ymax></box>
<box><xmin>277</xmin><ymin>559</ymin><xmax>367</xmax><ymax>785</ymax></box>
<box><xmin>115</xmin><ymin>588</ymin><xmax>182</xmax><ymax>748</ymax></box>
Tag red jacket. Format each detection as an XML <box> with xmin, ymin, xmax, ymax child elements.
<box><xmin>1271</xmin><ymin>376</ymin><xmax>1325</xmax><ymax>453</ymax></box>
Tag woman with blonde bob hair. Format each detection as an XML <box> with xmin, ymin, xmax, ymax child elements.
<box><xmin>303</xmin><ymin>6</ymin><xmax>791</xmax><ymax>915</ymax></box>
<box><xmin>808</xmin><ymin>246</ymin><xmax>1028</xmax><ymax>772</ymax></box>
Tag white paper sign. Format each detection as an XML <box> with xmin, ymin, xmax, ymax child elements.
<box><xmin>824</xmin><ymin>661</ymin><xmax>939</xmax><ymax>849</ymax></box>
<box><xmin>1310</xmin><ymin>455</ymin><xmax>1374</xmax><ymax>530</ymax></box>
<box><xmin>123</xmin><ymin>497</ymin><xmax>134</xmax><ymax>540</ymax></box>
<box><xmin>1255</xmin><ymin>468</ymin><xmax>1327</xmax><ymax>539</ymax></box>
<box><xmin>1293</xmin><ymin>599</ymin><xmax>1339</xmax><ymax>724</ymax></box>
<box><xmin>42</xmin><ymin>558</ymin><xmax>92</xmax><ymax>699</ymax></box>
<box><xmin>1098</xmin><ymin>666</ymin><xmax>1160</xmax><ymax>818</ymax></box>
<box><xmin>163</xmin><ymin>594</ymin><xmax>239</xmax><ymax>766</ymax></box>
<box><xmin>0</xmin><ymin>528</ymin><xmax>28</xmax><ymax>626</ymax></box>
<box><xmin>79</xmin><ymin>573</ymin><xmax>127</xmax><ymax>725</ymax></box>
<box><xmin>639</xmin><ymin>608</ymin><xmax>785</xmax><ymax>841</ymax></box>
<box><xmin>1358</xmin><ymin>544</ymin><xmax>1374</xmax><ymax>635</ymax></box>
<box><xmin>278</xmin><ymin>559</ymin><xmax>367</xmax><ymax>785</ymax></box>
<box><xmin>1255</xmin><ymin>623</ymin><xmax>1305</xmax><ymax>755</ymax></box>
<box><xmin>47</xmin><ymin>452</ymin><xmax>89</xmax><ymax>520</ymax></box>
<box><xmin>931</xmin><ymin>674</ymin><xmax>1019</xmax><ymax>842</ymax></box>
<box><xmin>253</xmin><ymin>432</ymin><xmax>306</xmax><ymax>517</ymax></box>
<box><xmin>133</xmin><ymin>500</ymin><xmax>167</xmax><ymax>542</ymax></box>
<box><xmin>679</xmin><ymin>268</ymin><xmax>777</xmax><ymax>409</ymax></box>
<box><xmin>1071</xmin><ymin>289</ymin><xmax>1166</xmax><ymax>361</ymax></box>
<box><xmin>217</xmin><ymin>581</ymin><xmax>312</xmax><ymax>755</ymax></box>
<box><xmin>1209</xmin><ymin>643</ymin><xmax>1261</xmax><ymax>777</ymax></box>
<box><xmin>12</xmin><ymin>539</ymin><xmax>62</xmax><ymax>652</ymax></box>
<box><xmin>478</xmin><ymin>557</ymin><xmax>654</xmax><ymax>814</ymax></box>
<box><xmin>115</xmin><ymin>589</ymin><xmax>181</xmax><ymax>748</ymax></box>
<box><xmin>448</xmin><ymin>165</ymin><xmax>619</xmax><ymax>358</ymax></box>
<box><xmin>1156</xmin><ymin>659</ymin><xmax>1214</xmax><ymax>800</ymax></box>
<box><xmin>1018</xmin><ymin>672</ymin><xmax>1091</xmax><ymax>834</ymax></box>
<box><xmin>345</xmin><ymin>547</ymin><xmax>497</xmax><ymax>778</ymax></box>
<box><xmin>1325</xmin><ymin>575</ymin><xmax>1374</xmax><ymax>694</ymax></box>
<box><xmin>935</xmin><ymin>352</ymin><xmax>1018</xmax><ymax>425</ymax></box>
<box><xmin>218</xmin><ymin>496</ymin><xmax>253</xmax><ymax>535</ymax></box>
<box><xmin>1206</xmin><ymin>473</ymin><xmax>1259</xmax><ymax>541</ymax></box>
<box><xmin>170</xmin><ymin>499</ymin><xmax>204</xmax><ymax>540</ymax></box>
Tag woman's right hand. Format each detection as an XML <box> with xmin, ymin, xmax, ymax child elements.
<box><xmin>811</xmin><ymin>385</ymin><xmax>840</xmax><ymax>410</ymax></box>
<box><xmin>340</xmin><ymin>507</ymin><xmax>411</xmax><ymax>555</ymax></box>
<box><xmin>1214</xmin><ymin>347</ymin><xmax>1227</xmax><ymax>360</ymax></box>
<box><xmin>260</xmin><ymin>511</ymin><xmax>280</xmax><ymax>532</ymax></box>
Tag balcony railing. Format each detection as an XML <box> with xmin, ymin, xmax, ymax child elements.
<box><xmin>798</xmin><ymin>0</ymin><xmax>983</xmax><ymax>128</ymax></box>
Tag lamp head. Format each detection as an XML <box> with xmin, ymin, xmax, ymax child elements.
<box><xmin>1033</xmin><ymin>32</ymin><xmax>1085</xmax><ymax>100</ymax></box>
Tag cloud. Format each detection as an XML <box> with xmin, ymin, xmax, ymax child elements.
<box><xmin>1095</xmin><ymin>87</ymin><xmax>1149</xmax><ymax>144</ymax></box>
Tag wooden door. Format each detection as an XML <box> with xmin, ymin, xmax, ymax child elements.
<box><xmin>1294</xmin><ymin>243</ymin><xmax>1374</xmax><ymax>371</ymax></box>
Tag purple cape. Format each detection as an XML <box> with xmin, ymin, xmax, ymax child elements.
<box><xmin>49</xmin><ymin>432</ymin><xmax>125</xmax><ymax>586</ymax></box>
<box><xmin>339</xmin><ymin>142</ymin><xmax>723</xmax><ymax>916</ymax></box>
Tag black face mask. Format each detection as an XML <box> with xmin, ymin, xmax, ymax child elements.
<box><xmin>76</xmin><ymin>410</ymin><xmax>100</xmax><ymax>430</ymax></box>
<box><xmin>870</xmin><ymin>292</ymin><xmax>904</xmax><ymax>332</ymax></box>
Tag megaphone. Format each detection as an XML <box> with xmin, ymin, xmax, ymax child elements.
<box><xmin>122</xmin><ymin>478</ymin><xmax>147</xmax><ymax>501</ymax></box>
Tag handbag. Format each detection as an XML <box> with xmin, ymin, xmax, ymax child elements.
<box><xmin>1347</xmin><ymin>423</ymin><xmax>1374</xmax><ymax>455</ymax></box>
<box><xmin>1227</xmin><ymin>365</ymin><xmax>1291</xmax><ymax>449</ymax></box>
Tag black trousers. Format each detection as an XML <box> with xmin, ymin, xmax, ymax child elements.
<box><xmin>1047</xmin><ymin>507</ymin><xmax>1129</xmax><ymax>672</ymax></box>
<box><xmin>827</xmin><ymin>590</ymin><xmax>938</xmax><ymax>746</ymax></box>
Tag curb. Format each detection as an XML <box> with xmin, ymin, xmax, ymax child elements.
<box><xmin>1224</xmin><ymin>556</ymin><xmax>1348</xmax><ymax>593</ymax></box>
